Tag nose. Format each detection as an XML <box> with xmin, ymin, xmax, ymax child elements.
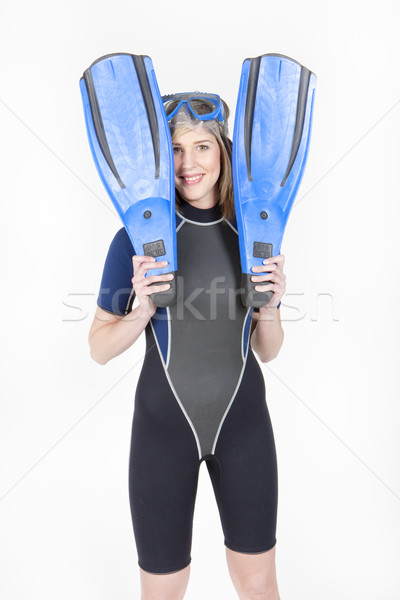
<box><xmin>180</xmin><ymin>149</ymin><xmax>197</xmax><ymax>171</ymax></box>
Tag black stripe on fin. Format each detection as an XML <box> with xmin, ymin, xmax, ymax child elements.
<box><xmin>83</xmin><ymin>67</ymin><xmax>126</xmax><ymax>189</ymax></box>
<box><xmin>132</xmin><ymin>55</ymin><xmax>161</xmax><ymax>180</ymax></box>
<box><xmin>244</xmin><ymin>57</ymin><xmax>261</xmax><ymax>182</ymax></box>
<box><xmin>280</xmin><ymin>66</ymin><xmax>311</xmax><ymax>187</ymax></box>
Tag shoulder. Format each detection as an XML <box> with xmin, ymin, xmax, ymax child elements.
<box><xmin>111</xmin><ymin>226</ymin><xmax>134</xmax><ymax>250</ymax></box>
<box><xmin>107</xmin><ymin>226</ymin><xmax>135</xmax><ymax>259</ymax></box>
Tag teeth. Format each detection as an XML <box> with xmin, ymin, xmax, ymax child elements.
<box><xmin>184</xmin><ymin>175</ymin><xmax>202</xmax><ymax>182</ymax></box>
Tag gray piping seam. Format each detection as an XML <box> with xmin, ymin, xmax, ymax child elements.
<box><xmin>165</xmin><ymin>307</ymin><xmax>172</xmax><ymax>369</ymax></box>
<box><xmin>241</xmin><ymin>307</ymin><xmax>252</xmax><ymax>362</ymax></box>
<box><xmin>175</xmin><ymin>213</ymin><xmax>224</xmax><ymax>227</ymax></box>
<box><xmin>224</xmin><ymin>218</ymin><xmax>238</xmax><ymax>234</ymax></box>
<box><xmin>176</xmin><ymin>219</ymin><xmax>186</xmax><ymax>233</ymax></box>
<box><xmin>149</xmin><ymin>319</ymin><xmax>202</xmax><ymax>460</ymax></box>
<box><xmin>211</xmin><ymin>306</ymin><xmax>251</xmax><ymax>454</ymax></box>
<box><xmin>125</xmin><ymin>287</ymin><xmax>136</xmax><ymax>314</ymax></box>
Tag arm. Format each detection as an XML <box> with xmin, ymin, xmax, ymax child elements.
<box><xmin>89</xmin><ymin>255</ymin><xmax>173</xmax><ymax>365</ymax></box>
<box><xmin>250</xmin><ymin>305</ymin><xmax>284</xmax><ymax>363</ymax></box>
<box><xmin>249</xmin><ymin>254</ymin><xmax>286</xmax><ymax>363</ymax></box>
<box><xmin>88</xmin><ymin>305</ymin><xmax>152</xmax><ymax>365</ymax></box>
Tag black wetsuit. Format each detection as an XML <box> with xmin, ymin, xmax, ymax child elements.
<box><xmin>97</xmin><ymin>199</ymin><xmax>278</xmax><ymax>574</ymax></box>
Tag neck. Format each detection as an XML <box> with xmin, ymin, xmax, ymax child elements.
<box><xmin>177</xmin><ymin>198</ymin><xmax>222</xmax><ymax>223</ymax></box>
<box><xmin>185</xmin><ymin>198</ymin><xmax>217</xmax><ymax>210</ymax></box>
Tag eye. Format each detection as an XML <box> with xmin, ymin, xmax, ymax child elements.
<box><xmin>196</xmin><ymin>144</ymin><xmax>209</xmax><ymax>151</ymax></box>
<box><xmin>173</xmin><ymin>146</ymin><xmax>183</xmax><ymax>153</ymax></box>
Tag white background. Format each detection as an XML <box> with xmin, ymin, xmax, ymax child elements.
<box><xmin>1</xmin><ymin>0</ymin><xmax>399</xmax><ymax>598</ymax></box>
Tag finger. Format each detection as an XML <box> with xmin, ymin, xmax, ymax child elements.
<box><xmin>145</xmin><ymin>273</ymin><xmax>174</xmax><ymax>285</ymax></box>
<box><xmin>144</xmin><ymin>260</ymin><xmax>169</xmax><ymax>270</ymax></box>
<box><xmin>266</xmin><ymin>254</ymin><xmax>285</xmax><ymax>266</ymax></box>
<box><xmin>133</xmin><ymin>258</ymin><xmax>169</xmax><ymax>277</ymax></box>
<box><xmin>251</xmin><ymin>269</ymin><xmax>284</xmax><ymax>282</ymax></box>
<box><xmin>138</xmin><ymin>261</ymin><xmax>170</xmax><ymax>278</ymax></box>
<box><xmin>251</xmin><ymin>271</ymin><xmax>285</xmax><ymax>284</ymax></box>
<box><xmin>254</xmin><ymin>283</ymin><xmax>285</xmax><ymax>299</ymax></box>
<box><xmin>132</xmin><ymin>256</ymin><xmax>168</xmax><ymax>269</ymax></box>
<box><xmin>142</xmin><ymin>283</ymin><xmax>171</xmax><ymax>295</ymax></box>
<box><xmin>132</xmin><ymin>254</ymin><xmax>154</xmax><ymax>274</ymax></box>
<box><xmin>252</xmin><ymin>255</ymin><xmax>285</xmax><ymax>272</ymax></box>
<box><xmin>251</xmin><ymin>263</ymin><xmax>277</xmax><ymax>274</ymax></box>
<box><xmin>251</xmin><ymin>272</ymin><xmax>277</xmax><ymax>282</ymax></box>
<box><xmin>254</xmin><ymin>282</ymin><xmax>276</xmax><ymax>292</ymax></box>
<box><xmin>132</xmin><ymin>254</ymin><xmax>156</xmax><ymax>265</ymax></box>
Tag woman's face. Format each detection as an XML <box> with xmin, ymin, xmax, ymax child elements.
<box><xmin>172</xmin><ymin>127</ymin><xmax>221</xmax><ymax>208</ymax></box>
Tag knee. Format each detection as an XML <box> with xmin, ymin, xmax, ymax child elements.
<box><xmin>140</xmin><ymin>565</ymin><xmax>190</xmax><ymax>600</ymax></box>
<box><xmin>226</xmin><ymin>546</ymin><xmax>280</xmax><ymax>600</ymax></box>
<box><xmin>237</xmin><ymin>575</ymin><xmax>279</xmax><ymax>600</ymax></box>
<box><xmin>141</xmin><ymin>584</ymin><xmax>188</xmax><ymax>600</ymax></box>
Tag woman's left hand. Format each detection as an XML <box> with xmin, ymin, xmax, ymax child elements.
<box><xmin>251</xmin><ymin>254</ymin><xmax>286</xmax><ymax>309</ymax></box>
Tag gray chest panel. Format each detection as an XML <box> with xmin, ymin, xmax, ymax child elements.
<box><xmin>167</xmin><ymin>219</ymin><xmax>249</xmax><ymax>457</ymax></box>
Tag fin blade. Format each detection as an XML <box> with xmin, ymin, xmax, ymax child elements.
<box><xmin>81</xmin><ymin>68</ymin><xmax>126</xmax><ymax>188</ymax></box>
<box><xmin>233</xmin><ymin>54</ymin><xmax>317</xmax><ymax>308</ymax></box>
<box><xmin>244</xmin><ymin>56</ymin><xmax>261</xmax><ymax>181</ymax></box>
<box><xmin>280</xmin><ymin>66</ymin><xmax>312</xmax><ymax>187</ymax></box>
<box><xmin>131</xmin><ymin>55</ymin><xmax>161</xmax><ymax>179</ymax></box>
<box><xmin>80</xmin><ymin>53</ymin><xmax>177</xmax><ymax>307</ymax></box>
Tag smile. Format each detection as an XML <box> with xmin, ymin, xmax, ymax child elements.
<box><xmin>181</xmin><ymin>174</ymin><xmax>204</xmax><ymax>185</ymax></box>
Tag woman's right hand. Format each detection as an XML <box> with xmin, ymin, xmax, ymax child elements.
<box><xmin>131</xmin><ymin>255</ymin><xmax>174</xmax><ymax>317</ymax></box>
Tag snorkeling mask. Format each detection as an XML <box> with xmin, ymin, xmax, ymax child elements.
<box><xmin>162</xmin><ymin>92</ymin><xmax>225</xmax><ymax>127</ymax></box>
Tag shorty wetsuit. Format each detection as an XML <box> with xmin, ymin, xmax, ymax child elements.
<box><xmin>97</xmin><ymin>199</ymin><xmax>278</xmax><ymax>574</ymax></box>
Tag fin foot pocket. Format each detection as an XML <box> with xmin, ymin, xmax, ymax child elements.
<box><xmin>241</xmin><ymin>274</ymin><xmax>273</xmax><ymax>308</ymax></box>
<box><xmin>150</xmin><ymin>273</ymin><xmax>177</xmax><ymax>307</ymax></box>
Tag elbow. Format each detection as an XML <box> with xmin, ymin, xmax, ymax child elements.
<box><xmin>257</xmin><ymin>349</ymin><xmax>279</xmax><ymax>364</ymax></box>
<box><xmin>88</xmin><ymin>337</ymin><xmax>109</xmax><ymax>365</ymax></box>
<box><xmin>253</xmin><ymin>332</ymin><xmax>284</xmax><ymax>363</ymax></box>
<box><xmin>90</xmin><ymin>349</ymin><xmax>109</xmax><ymax>365</ymax></box>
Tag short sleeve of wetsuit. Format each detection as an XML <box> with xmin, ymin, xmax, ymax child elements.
<box><xmin>97</xmin><ymin>227</ymin><xmax>136</xmax><ymax>316</ymax></box>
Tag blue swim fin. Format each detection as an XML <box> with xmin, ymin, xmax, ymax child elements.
<box><xmin>232</xmin><ymin>54</ymin><xmax>316</xmax><ymax>308</ymax></box>
<box><xmin>80</xmin><ymin>53</ymin><xmax>177</xmax><ymax>307</ymax></box>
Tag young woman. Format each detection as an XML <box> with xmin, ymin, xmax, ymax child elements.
<box><xmin>89</xmin><ymin>95</ymin><xmax>286</xmax><ymax>600</ymax></box>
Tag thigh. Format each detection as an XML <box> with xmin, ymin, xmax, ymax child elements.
<box><xmin>210</xmin><ymin>351</ymin><xmax>278</xmax><ymax>553</ymax></box>
<box><xmin>129</xmin><ymin>361</ymin><xmax>200</xmax><ymax>574</ymax></box>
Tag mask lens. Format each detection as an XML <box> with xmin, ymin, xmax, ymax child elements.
<box><xmin>163</xmin><ymin>100</ymin><xmax>180</xmax><ymax>117</ymax></box>
<box><xmin>188</xmin><ymin>96</ymin><xmax>219</xmax><ymax>117</ymax></box>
